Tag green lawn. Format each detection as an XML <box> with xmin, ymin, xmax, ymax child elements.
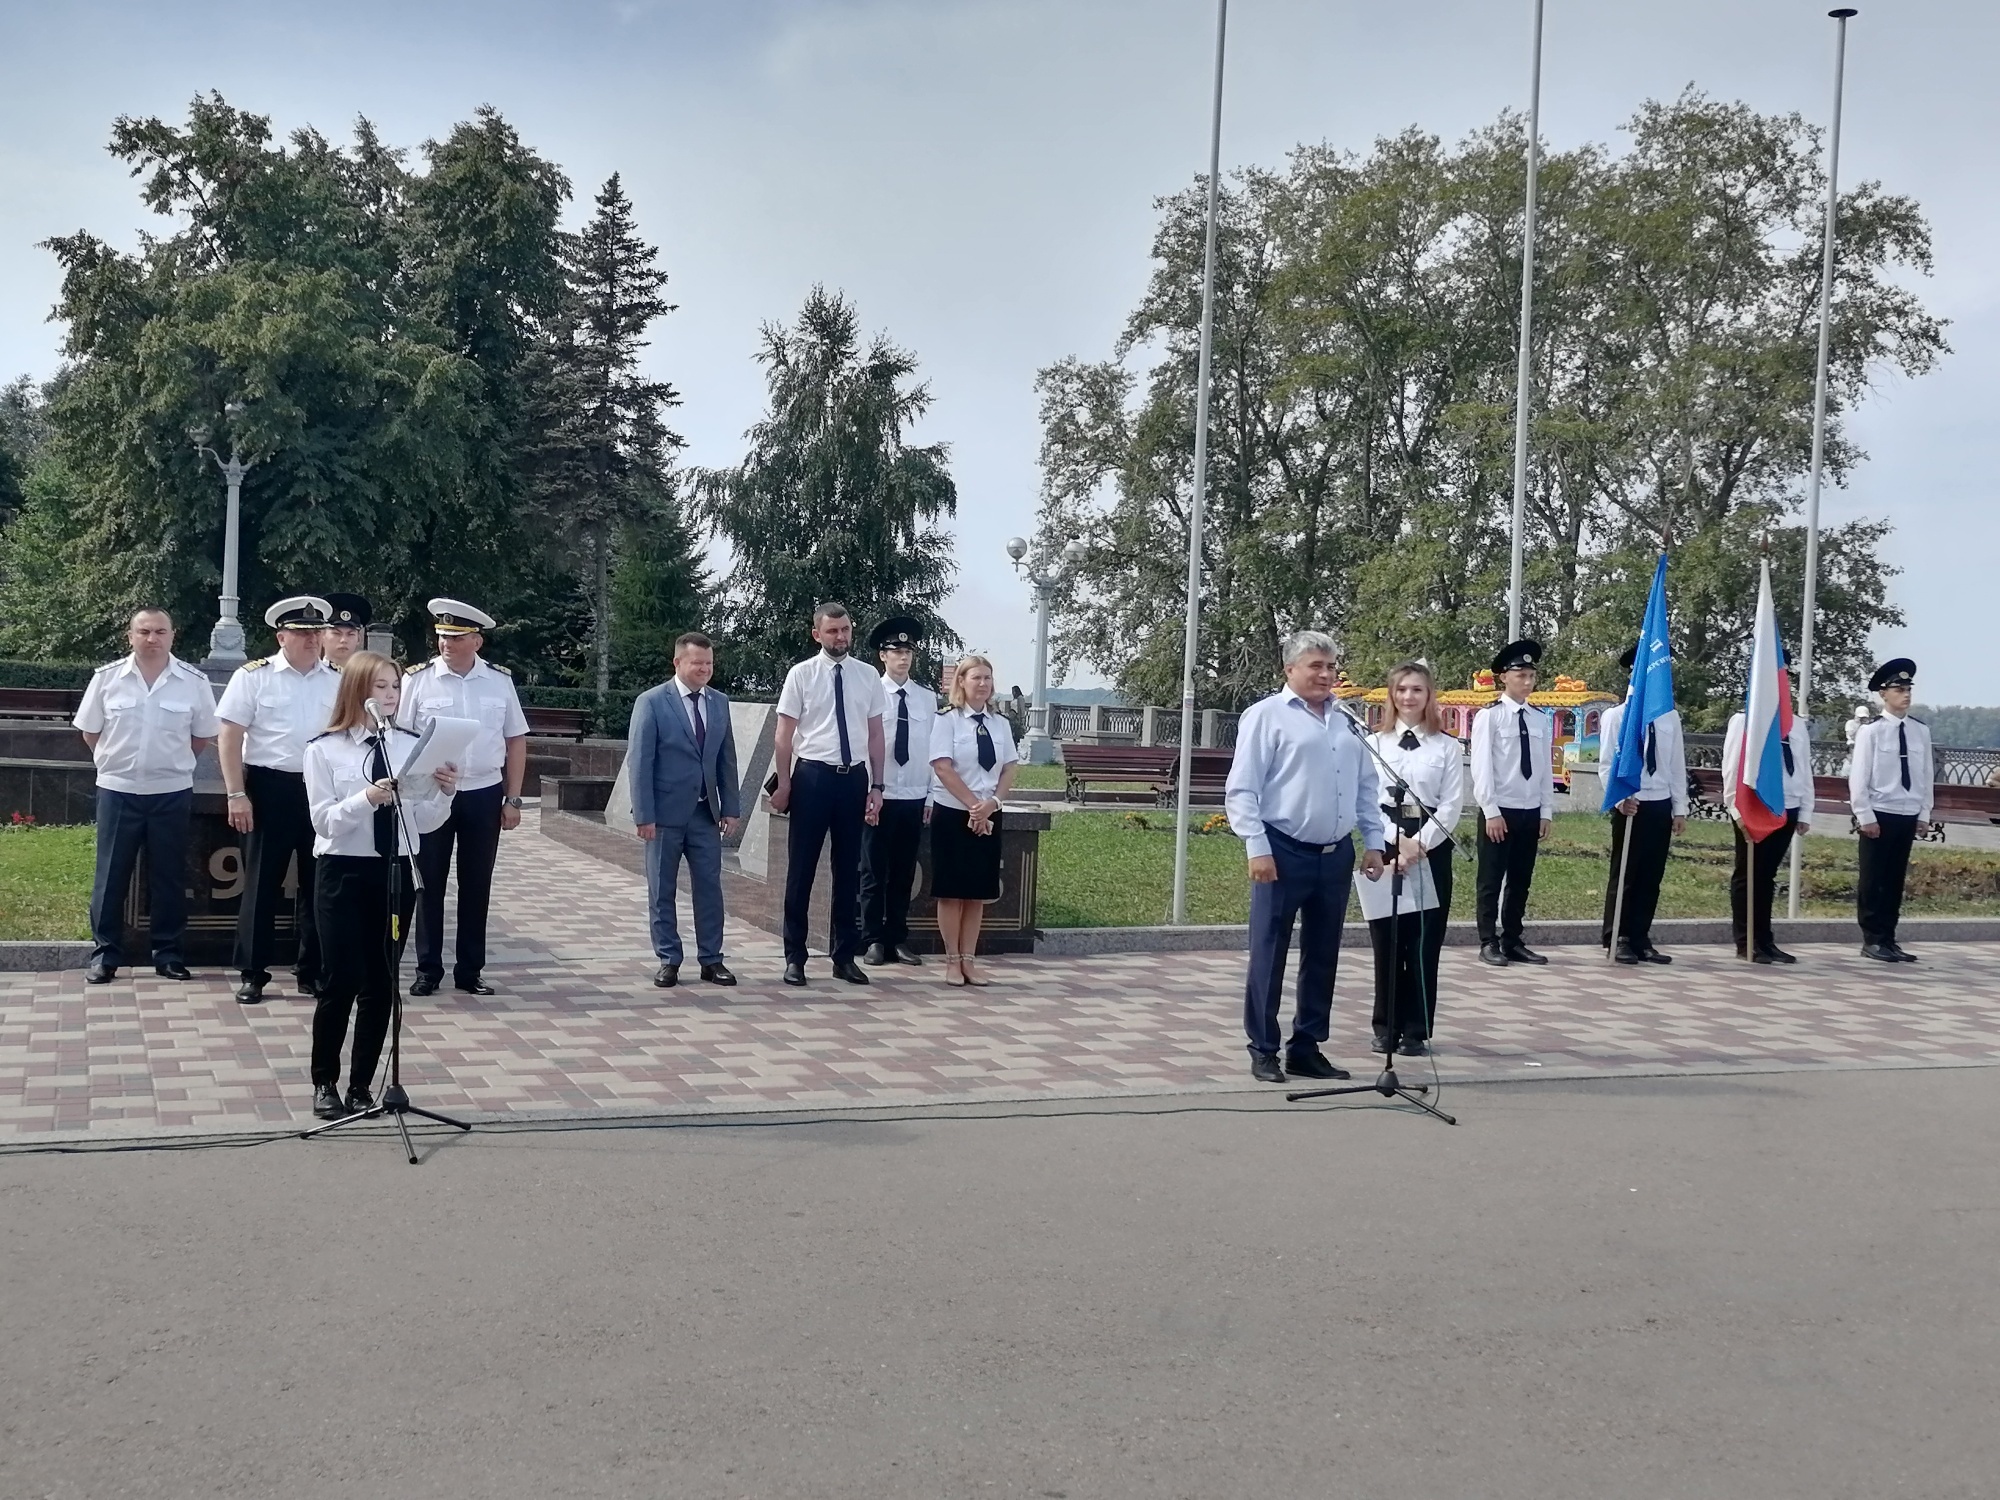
<box><xmin>0</xmin><ymin>825</ymin><xmax>95</xmax><ymax>941</ymax></box>
<box><xmin>1034</xmin><ymin>810</ymin><xmax>2000</xmax><ymax>929</ymax></box>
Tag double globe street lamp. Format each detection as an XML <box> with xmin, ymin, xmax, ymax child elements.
<box><xmin>1005</xmin><ymin>535</ymin><xmax>1086</xmax><ymax>766</ymax></box>
<box><xmin>186</xmin><ymin>401</ymin><xmax>256</xmax><ymax>679</ymax></box>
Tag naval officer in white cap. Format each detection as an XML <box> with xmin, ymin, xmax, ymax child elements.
<box><xmin>403</xmin><ymin>598</ymin><xmax>529</xmax><ymax>996</ymax></box>
<box><xmin>215</xmin><ymin>594</ymin><xmax>341</xmax><ymax>1003</ymax></box>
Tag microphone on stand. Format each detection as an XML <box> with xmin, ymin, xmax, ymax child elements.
<box><xmin>364</xmin><ymin>697</ymin><xmax>390</xmax><ymax>732</ymax></box>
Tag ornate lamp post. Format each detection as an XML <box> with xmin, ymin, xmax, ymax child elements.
<box><xmin>1006</xmin><ymin>535</ymin><xmax>1086</xmax><ymax>766</ymax></box>
<box><xmin>187</xmin><ymin>400</ymin><xmax>255</xmax><ymax>678</ymax></box>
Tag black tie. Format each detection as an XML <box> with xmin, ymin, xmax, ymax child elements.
<box><xmin>972</xmin><ymin>712</ymin><xmax>996</xmax><ymax>771</ymax></box>
<box><xmin>1781</xmin><ymin>734</ymin><xmax>1795</xmax><ymax>777</ymax></box>
<box><xmin>368</xmin><ymin>736</ymin><xmax>397</xmax><ymax>859</ymax></box>
<box><xmin>1399</xmin><ymin>729</ymin><xmax>1420</xmax><ymax>752</ymax></box>
<box><xmin>895</xmin><ymin>688</ymin><xmax>909</xmax><ymax>765</ymax></box>
<box><xmin>833</xmin><ymin>663</ymin><xmax>852</xmax><ymax>766</ymax></box>
<box><xmin>1898</xmin><ymin>721</ymin><xmax>1911</xmax><ymax>790</ymax></box>
<box><xmin>688</xmin><ymin>691</ymin><xmax>706</xmax><ymax>754</ymax></box>
<box><xmin>1517</xmin><ymin>709</ymin><xmax>1533</xmax><ymax>781</ymax></box>
<box><xmin>1645</xmin><ymin>723</ymin><xmax>1657</xmax><ymax>777</ymax></box>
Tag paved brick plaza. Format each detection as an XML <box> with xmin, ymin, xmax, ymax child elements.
<box><xmin>3</xmin><ymin>824</ymin><xmax>1998</xmax><ymax>1138</ymax></box>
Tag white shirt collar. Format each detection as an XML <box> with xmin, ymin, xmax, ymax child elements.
<box><xmin>675</xmin><ymin>677</ymin><xmax>704</xmax><ymax>698</ymax></box>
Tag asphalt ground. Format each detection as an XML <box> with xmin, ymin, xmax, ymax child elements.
<box><xmin>2</xmin><ymin>1067</ymin><xmax>1995</xmax><ymax>1500</ymax></box>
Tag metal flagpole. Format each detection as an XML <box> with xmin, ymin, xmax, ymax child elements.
<box><xmin>1606</xmin><ymin>805</ymin><xmax>1637</xmax><ymax>964</ymax></box>
<box><xmin>1789</xmin><ymin>6</ymin><xmax>1857</xmax><ymax>919</ymax></box>
<box><xmin>1506</xmin><ymin>0</ymin><xmax>1547</xmax><ymax>642</ymax></box>
<box><xmin>1171</xmin><ymin>0</ymin><xmax>1229</xmax><ymax>925</ymax></box>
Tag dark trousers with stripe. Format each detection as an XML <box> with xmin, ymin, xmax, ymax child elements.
<box><xmin>784</xmin><ymin>760</ymin><xmax>868</xmax><ymax>966</ymax></box>
<box><xmin>311</xmin><ymin>854</ymin><xmax>415</xmax><ymax>1089</ymax></box>
<box><xmin>89</xmin><ymin>787</ymin><xmax>192</xmax><ymax>968</ymax></box>
<box><xmin>1369</xmin><ymin>839</ymin><xmax>1453</xmax><ymax>1042</ymax></box>
<box><xmin>414</xmin><ymin>782</ymin><xmax>503</xmax><ymax>985</ymax></box>
<box><xmin>1601</xmin><ymin>798</ymin><xmax>1675</xmax><ymax>949</ymax></box>
<box><xmin>234</xmin><ymin>763</ymin><xmax>320</xmax><ymax>985</ymax></box>
<box><xmin>1243</xmin><ymin>828</ymin><xmax>1355</xmax><ymax>1057</ymax></box>
<box><xmin>1730</xmin><ymin>809</ymin><xmax>1798</xmax><ymax>952</ymax></box>
<box><xmin>1856</xmin><ymin>811</ymin><xmax>1920</xmax><ymax>947</ymax></box>
<box><xmin>1474</xmin><ymin>806</ymin><xmax>1542</xmax><ymax>946</ymax></box>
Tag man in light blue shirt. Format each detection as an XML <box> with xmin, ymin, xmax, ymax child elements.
<box><xmin>1225</xmin><ymin>631</ymin><xmax>1388</xmax><ymax>1083</ymax></box>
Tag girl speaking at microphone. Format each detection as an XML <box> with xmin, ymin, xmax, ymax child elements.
<box><xmin>302</xmin><ymin>652</ymin><xmax>458</xmax><ymax>1121</ymax></box>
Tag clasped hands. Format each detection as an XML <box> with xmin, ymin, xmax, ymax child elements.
<box><xmin>967</xmin><ymin>796</ymin><xmax>1001</xmax><ymax>836</ymax></box>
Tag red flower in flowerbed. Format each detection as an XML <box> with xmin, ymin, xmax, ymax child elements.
<box><xmin>9</xmin><ymin>811</ymin><xmax>37</xmax><ymax>826</ymax></box>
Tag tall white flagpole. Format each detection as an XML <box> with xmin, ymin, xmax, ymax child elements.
<box><xmin>1506</xmin><ymin>0</ymin><xmax>1547</xmax><ymax>642</ymax></box>
<box><xmin>1170</xmin><ymin>0</ymin><xmax>1229</xmax><ymax>925</ymax></box>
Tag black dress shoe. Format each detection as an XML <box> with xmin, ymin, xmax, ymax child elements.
<box><xmin>153</xmin><ymin>962</ymin><xmax>193</xmax><ymax>980</ymax></box>
<box><xmin>311</xmin><ymin>1083</ymin><xmax>346</xmax><ymax>1120</ymax></box>
<box><xmin>862</xmin><ymin>943</ymin><xmax>892</xmax><ymax>967</ymax></box>
<box><xmin>1250</xmin><ymin>1050</ymin><xmax>1286</xmax><ymax>1083</ymax></box>
<box><xmin>831</xmin><ymin>959</ymin><xmax>871</xmax><ymax>985</ymax></box>
<box><xmin>454</xmin><ymin>978</ymin><xmax>496</xmax><ymax>995</ymax></box>
<box><xmin>1503</xmin><ymin>943</ymin><xmax>1549</xmax><ymax>965</ymax></box>
<box><xmin>1890</xmin><ymin>945</ymin><xmax>1918</xmax><ymax>963</ymax></box>
<box><xmin>1284</xmin><ymin>1046</ymin><xmax>1351</xmax><ymax>1081</ymax></box>
<box><xmin>893</xmin><ymin>946</ymin><xmax>924</xmax><ymax>966</ymax></box>
<box><xmin>1860</xmin><ymin>942</ymin><xmax>1900</xmax><ymax>963</ymax></box>
<box><xmin>701</xmin><ymin>963</ymin><xmax>737</xmax><ymax>986</ymax></box>
<box><xmin>1478</xmin><ymin>942</ymin><xmax>1509</xmax><ymax>967</ymax></box>
<box><xmin>344</xmin><ymin>1085</ymin><xmax>376</xmax><ymax>1114</ymax></box>
<box><xmin>654</xmin><ymin>963</ymin><xmax>680</xmax><ymax>988</ymax></box>
<box><xmin>782</xmin><ymin>963</ymin><xmax>807</xmax><ymax>987</ymax></box>
<box><xmin>1612</xmin><ymin>941</ymin><xmax>1641</xmax><ymax>966</ymax></box>
<box><xmin>293</xmin><ymin>971</ymin><xmax>320</xmax><ymax>996</ymax></box>
<box><xmin>235</xmin><ymin>977</ymin><xmax>266</xmax><ymax>1005</ymax></box>
<box><xmin>1756</xmin><ymin>944</ymin><xmax>1797</xmax><ymax>965</ymax></box>
<box><xmin>1399</xmin><ymin>1037</ymin><xmax>1429</xmax><ymax>1056</ymax></box>
<box><xmin>1370</xmin><ymin>1030</ymin><xmax>1390</xmax><ymax>1054</ymax></box>
<box><xmin>1637</xmin><ymin>946</ymin><xmax>1673</xmax><ymax>965</ymax></box>
<box><xmin>85</xmin><ymin>963</ymin><xmax>115</xmax><ymax>985</ymax></box>
<box><xmin>409</xmin><ymin>974</ymin><xmax>440</xmax><ymax>996</ymax></box>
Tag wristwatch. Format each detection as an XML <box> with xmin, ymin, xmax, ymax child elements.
<box><xmin>871</xmin><ymin>782</ymin><xmax>886</xmax><ymax>791</ymax></box>
<box><xmin>502</xmin><ymin>795</ymin><xmax>524</xmax><ymax>809</ymax></box>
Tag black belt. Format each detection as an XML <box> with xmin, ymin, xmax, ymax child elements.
<box><xmin>1266</xmin><ymin>825</ymin><xmax>1348</xmax><ymax>855</ymax></box>
<box><xmin>803</xmin><ymin>760</ymin><xmax>859</xmax><ymax>774</ymax></box>
<box><xmin>246</xmin><ymin>764</ymin><xmax>304</xmax><ymax>780</ymax></box>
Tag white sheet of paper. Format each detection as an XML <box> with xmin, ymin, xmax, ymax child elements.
<box><xmin>398</xmin><ymin>715</ymin><xmax>480</xmax><ymax>786</ymax></box>
<box><xmin>1354</xmin><ymin>848</ymin><xmax>1441</xmax><ymax>921</ymax></box>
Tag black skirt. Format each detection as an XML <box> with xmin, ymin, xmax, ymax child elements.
<box><xmin>928</xmin><ymin>803</ymin><xmax>1004</xmax><ymax>901</ymax></box>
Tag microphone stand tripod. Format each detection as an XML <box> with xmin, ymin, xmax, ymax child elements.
<box><xmin>1287</xmin><ymin>703</ymin><xmax>1458</xmax><ymax>1126</ymax></box>
<box><xmin>302</xmin><ymin>722</ymin><xmax>471</xmax><ymax>1164</ymax></box>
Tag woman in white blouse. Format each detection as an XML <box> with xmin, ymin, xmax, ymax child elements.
<box><xmin>927</xmin><ymin>654</ymin><xmax>1019</xmax><ymax>986</ymax></box>
<box><xmin>1366</xmin><ymin>661</ymin><xmax>1465</xmax><ymax>1055</ymax></box>
<box><xmin>301</xmin><ymin>652</ymin><xmax>458</xmax><ymax>1121</ymax></box>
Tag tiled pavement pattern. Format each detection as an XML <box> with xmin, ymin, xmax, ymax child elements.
<box><xmin>4</xmin><ymin>826</ymin><xmax>1999</xmax><ymax>1139</ymax></box>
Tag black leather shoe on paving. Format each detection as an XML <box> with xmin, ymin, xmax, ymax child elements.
<box><xmin>701</xmin><ymin>963</ymin><xmax>737</xmax><ymax>986</ymax></box>
<box><xmin>1757</xmin><ymin>945</ymin><xmax>1797</xmax><ymax>965</ymax></box>
<box><xmin>235</xmin><ymin>977</ymin><xmax>266</xmax><ymax>1005</ymax></box>
<box><xmin>1400</xmin><ymin>1037</ymin><xmax>1429</xmax><ymax>1056</ymax></box>
<box><xmin>455</xmin><ymin>978</ymin><xmax>497</xmax><ymax>995</ymax></box>
<box><xmin>1250</xmin><ymin>1051</ymin><xmax>1286</xmax><ymax>1083</ymax></box>
<box><xmin>831</xmin><ymin>959</ymin><xmax>871</xmax><ymax>985</ymax></box>
<box><xmin>1503</xmin><ymin>943</ymin><xmax>1549</xmax><ymax>966</ymax></box>
<box><xmin>311</xmin><ymin>1083</ymin><xmax>346</xmax><ymax>1120</ymax></box>
<box><xmin>782</xmin><ymin>963</ymin><xmax>808</xmax><ymax>987</ymax></box>
<box><xmin>409</xmin><ymin>974</ymin><xmax>440</xmax><ymax>997</ymax></box>
<box><xmin>862</xmin><ymin>943</ymin><xmax>892</xmax><ymax>967</ymax></box>
<box><xmin>85</xmin><ymin>964</ymin><xmax>116</xmax><ymax>985</ymax></box>
<box><xmin>294</xmin><ymin>972</ymin><xmax>319</xmax><ymax>996</ymax></box>
<box><xmin>344</xmin><ymin>1086</ymin><xmax>376</xmax><ymax>1114</ymax></box>
<box><xmin>154</xmin><ymin>962</ymin><xmax>194</xmax><ymax>981</ymax></box>
<box><xmin>1860</xmin><ymin>942</ymin><xmax>1900</xmax><ymax>963</ymax></box>
<box><xmin>1638</xmin><ymin>947</ymin><xmax>1673</xmax><ymax>965</ymax></box>
<box><xmin>654</xmin><ymin>963</ymin><xmax>680</xmax><ymax>988</ymax></box>
<box><xmin>1369</xmin><ymin>1031</ymin><xmax>1390</xmax><ymax>1054</ymax></box>
<box><xmin>1284</xmin><ymin>1047</ymin><xmax>1351</xmax><ymax>1081</ymax></box>
<box><xmin>893</xmin><ymin>946</ymin><xmax>924</xmax><ymax>966</ymax></box>
<box><xmin>1890</xmin><ymin>945</ymin><xmax>1918</xmax><ymax>963</ymax></box>
<box><xmin>1612</xmin><ymin>941</ymin><xmax>1641</xmax><ymax>966</ymax></box>
<box><xmin>1478</xmin><ymin>942</ymin><xmax>1509</xmax><ymax>967</ymax></box>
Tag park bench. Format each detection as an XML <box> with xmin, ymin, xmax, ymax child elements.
<box><xmin>1688</xmin><ymin>767</ymin><xmax>2000</xmax><ymax>837</ymax></box>
<box><xmin>1060</xmin><ymin>743</ymin><xmax>1175</xmax><ymax>802</ymax></box>
<box><xmin>0</xmin><ymin>687</ymin><xmax>85</xmax><ymax>720</ymax></box>
<box><xmin>1151</xmin><ymin>746</ymin><xmax>1235</xmax><ymax>807</ymax></box>
<box><xmin>522</xmin><ymin>705</ymin><xmax>589</xmax><ymax>738</ymax></box>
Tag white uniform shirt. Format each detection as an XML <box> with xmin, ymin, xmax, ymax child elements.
<box><xmin>1597</xmin><ymin>703</ymin><xmax>1690</xmax><ymax>816</ymax></box>
<box><xmin>776</xmin><ymin>651</ymin><xmax>886</xmax><ymax>768</ymax></box>
<box><xmin>880</xmin><ymin>674</ymin><xmax>938</xmax><ymax>799</ymax></box>
<box><xmin>72</xmin><ymin>655</ymin><xmax>221</xmax><ymax>795</ymax></box>
<box><xmin>1468</xmin><ymin>697</ymin><xmax>1556</xmax><ymax>819</ymax></box>
<box><xmin>403</xmin><ymin>655</ymin><xmax>529</xmax><ymax>792</ymax></box>
<box><xmin>928</xmin><ymin>706</ymin><xmax>1020</xmax><ymax>810</ymax></box>
<box><xmin>1848</xmin><ymin>713</ymin><xmax>1934</xmax><ymax>823</ymax></box>
<box><xmin>304</xmin><ymin>726</ymin><xmax>455</xmax><ymax>858</ymax></box>
<box><xmin>1370</xmin><ymin>725</ymin><xmax>1466</xmax><ymax>851</ymax></box>
<box><xmin>214</xmin><ymin>654</ymin><xmax>340</xmax><ymax>772</ymax></box>
<box><xmin>1721</xmin><ymin>712</ymin><xmax>1816</xmax><ymax>822</ymax></box>
<box><xmin>1225</xmin><ymin>689</ymin><xmax>1388</xmax><ymax>860</ymax></box>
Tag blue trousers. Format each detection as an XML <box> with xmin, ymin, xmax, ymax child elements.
<box><xmin>90</xmin><ymin>787</ymin><xmax>192</xmax><ymax>967</ymax></box>
<box><xmin>1243</xmin><ymin>830</ymin><xmax>1356</xmax><ymax>1056</ymax></box>
<box><xmin>646</xmin><ymin>806</ymin><xmax>726</xmax><ymax>966</ymax></box>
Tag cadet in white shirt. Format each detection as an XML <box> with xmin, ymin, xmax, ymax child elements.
<box><xmin>1468</xmin><ymin>639</ymin><xmax>1555</xmax><ymax>966</ymax></box>
<box><xmin>860</xmin><ymin>616</ymin><xmax>935</xmax><ymax>967</ymax></box>
<box><xmin>216</xmin><ymin>595</ymin><xmax>341</xmax><ymax>1004</ymax></box>
<box><xmin>72</xmin><ymin>609</ymin><xmax>221</xmax><ymax>983</ymax></box>
<box><xmin>1721</xmin><ymin>676</ymin><xmax>1816</xmax><ymax>964</ymax></box>
<box><xmin>1850</xmin><ymin>657</ymin><xmax>1934</xmax><ymax>963</ymax></box>
<box><xmin>402</xmin><ymin>598</ymin><xmax>530</xmax><ymax>997</ymax></box>
<box><xmin>1599</xmin><ymin>643</ymin><xmax>1690</xmax><ymax>965</ymax></box>
<box><xmin>770</xmin><ymin>601</ymin><xmax>887</xmax><ymax>987</ymax></box>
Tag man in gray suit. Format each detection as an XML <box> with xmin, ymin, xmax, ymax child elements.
<box><xmin>628</xmin><ymin>631</ymin><xmax>742</xmax><ymax>988</ymax></box>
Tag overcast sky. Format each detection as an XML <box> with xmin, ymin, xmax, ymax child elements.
<box><xmin>1</xmin><ymin>0</ymin><xmax>1993</xmax><ymax>704</ymax></box>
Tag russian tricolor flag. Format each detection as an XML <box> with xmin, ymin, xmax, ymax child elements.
<box><xmin>1736</xmin><ymin>561</ymin><xmax>1792</xmax><ymax>843</ymax></box>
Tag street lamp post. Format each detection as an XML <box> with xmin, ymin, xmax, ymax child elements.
<box><xmin>188</xmin><ymin>400</ymin><xmax>255</xmax><ymax>680</ymax></box>
<box><xmin>1506</xmin><ymin>0</ymin><xmax>1548</xmax><ymax>643</ymax></box>
<box><xmin>1007</xmin><ymin>536</ymin><xmax>1085</xmax><ymax>766</ymax></box>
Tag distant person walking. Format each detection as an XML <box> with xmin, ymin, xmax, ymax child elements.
<box><xmin>72</xmin><ymin>609</ymin><xmax>220</xmax><ymax>984</ymax></box>
<box><xmin>927</xmin><ymin>654</ymin><xmax>1018</xmax><ymax>986</ymax></box>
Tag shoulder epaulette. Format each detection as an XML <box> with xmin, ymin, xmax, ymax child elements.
<box><xmin>490</xmin><ymin>662</ymin><xmax>512</xmax><ymax>675</ymax></box>
<box><xmin>307</xmin><ymin>729</ymin><xmax>337</xmax><ymax>742</ymax></box>
<box><xmin>405</xmin><ymin>660</ymin><xmax>432</xmax><ymax>674</ymax></box>
<box><xmin>395</xmin><ymin>725</ymin><xmax>420</xmax><ymax>737</ymax></box>
<box><xmin>242</xmin><ymin>658</ymin><xmax>269</xmax><ymax>671</ymax></box>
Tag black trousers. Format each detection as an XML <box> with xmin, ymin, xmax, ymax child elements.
<box><xmin>1369</xmin><ymin>837</ymin><xmax>1453</xmax><ymax>1042</ymax></box>
<box><xmin>89</xmin><ymin>787</ymin><xmax>192</xmax><ymax>967</ymax></box>
<box><xmin>860</xmin><ymin>797</ymin><xmax>926</xmax><ymax>950</ymax></box>
<box><xmin>233</xmin><ymin>763</ymin><xmax>320</xmax><ymax>985</ymax></box>
<box><xmin>1730</xmin><ymin>809</ymin><xmax>1798</xmax><ymax>952</ymax></box>
<box><xmin>311</xmin><ymin>855</ymin><xmax>415</xmax><ymax>1089</ymax></box>
<box><xmin>1856</xmin><ymin>810</ymin><xmax>1920</xmax><ymax>946</ymax></box>
<box><xmin>784</xmin><ymin>761</ymin><xmax>868</xmax><ymax>965</ymax></box>
<box><xmin>1475</xmin><ymin>806</ymin><xmax>1542</xmax><ymax>945</ymax></box>
<box><xmin>1601</xmin><ymin>798</ymin><xmax>1674</xmax><ymax>948</ymax></box>
<box><xmin>414</xmin><ymin>781</ymin><xmax>503</xmax><ymax>985</ymax></box>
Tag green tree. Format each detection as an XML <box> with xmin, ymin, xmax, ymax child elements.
<box><xmin>696</xmin><ymin>287</ymin><xmax>958</xmax><ymax>690</ymax></box>
<box><xmin>608</xmin><ymin>509</ymin><xmax>710</xmax><ymax>690</ymax></box>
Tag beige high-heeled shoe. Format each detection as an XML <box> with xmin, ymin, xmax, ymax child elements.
<box><xmin>943</xmin><ymin>954</ymin><xmax>969</xmax><ymax>987</ymax></box>
<box><xmin>961</xmin><ymin>955</ymin><xmax>991</xmax><ymax>988</ymax></box>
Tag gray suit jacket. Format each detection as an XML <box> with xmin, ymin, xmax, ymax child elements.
<box><xmin>627</xmin><ymin>681</ymin><xmax>742</xmax><ymax>829</ymax></box>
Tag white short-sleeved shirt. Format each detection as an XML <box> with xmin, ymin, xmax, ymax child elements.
<box><xmin>72</xmin><ymin>655</ymin><xmax>221</xmax><ymax>795</ymax></box>
<box><xmin>215</xmin><ymin>653</ymin><xmax>340</xmax><ymax>773</ymax></box>
<box><xmin>929</xmin><ymin>706</ymin><xmax>1020</xmax><ymax>810</ymax></box>
<box><xmin>776</xmin><ymin>651</ymin><xmax>886</xmax><ymax>768</ymax></box>
<box><xmin>402</xmin><ymin>655</ymin><xmax>530</xmax><ymax>792</ymax></box>
<box><xmin>880</xmin><ymin>674</ymin><xmax>938</xmax><ymax>799</ymax></box>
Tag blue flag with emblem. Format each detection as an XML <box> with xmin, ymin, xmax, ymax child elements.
<box><xmin>1602</xmin><ymin>554</ymin><xmax>1675</xmax><ymax>812</ymax></box>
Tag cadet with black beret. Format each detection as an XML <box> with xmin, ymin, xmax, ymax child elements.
<box><xmin>860</xmin><ymin>616</ymin><xmax>935</xmax><ymax>966</ymax></box>
<box><xmin>320</xmin><ymin>593</ymin><xmax>371</xmax><ymax>671</ymax></box>
<box><xmin>1599</xmin><ymin>642</ymin><xmax>1689</xmax><ymax>964</ymax></box>
<box><xmin>1849</xmin><ymin>658</ymin><xmax>1933</xmax><ymax>962</ymax></box>
<box><xmin>1467</xmin><ymin>639</ymin><xmax>1554</xmax><ymax>966</ymax></box>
